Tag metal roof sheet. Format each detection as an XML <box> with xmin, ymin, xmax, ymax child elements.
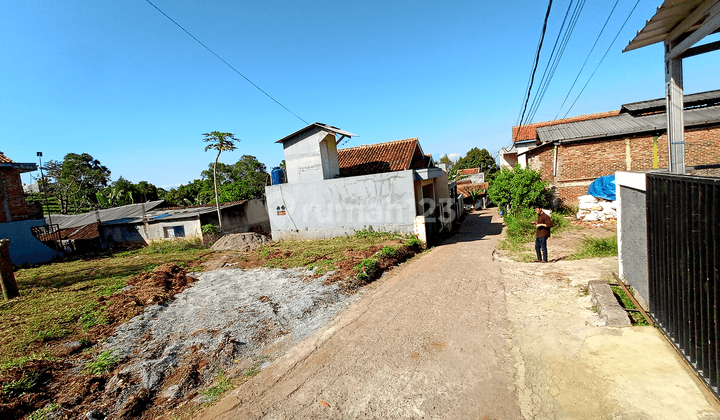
<box><xmin>47</xmin><ymin>200</ymin><xmax>167</xmax><ymax>229</ymax></box>
<box><xmin>624</xmin><ymin>0</ymin><xmax>718</xmax><ymax>52</ymax></box>
<box><xmin>536</xmin><ymin>105</ymin><xmax>720</xmax><ymax>142</ymax></box>
<box><xmin>275</xmin><ymin>122</ymin><xmax>356</xmax><ymax>143</ymax></box>
<box><xmin>621</xmin><ymin>89</ymin><xmax>720</xmax><ymax>113</ymax></box>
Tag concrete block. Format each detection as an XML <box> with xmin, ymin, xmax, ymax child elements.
<box><xmin>588</xmin><ymin>280</ymin><xmax>631</xmax><ymax>327</ymax></box>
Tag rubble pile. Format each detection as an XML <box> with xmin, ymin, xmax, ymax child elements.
<box><xmin>576</xmin><ymin>195</ymin><xmax>617</xmax><ymax>221</ymax></box>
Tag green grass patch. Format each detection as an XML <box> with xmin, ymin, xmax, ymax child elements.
<box><xmin>569</xmin><ymin>235</ymin><xmax>618</xmax><ymax>260</ymax></box>
<box><xmin>1</xmin><ymin>370</ymin><xmax>41</xmax><ymax>396</ymax></box>
<box><xmin>27</xmin><ymin>403</ymin><xmax>61</xmax><ymax>420</ymax></box>
<box><xmin>0</xmin><ymin>243</ymin><xmax>214</xmax><ymax>370</ymax></box>
<box><xmin>610</xmin><ymin>285</ymin><xmax>649</xmax><ymax>326</ymax></box>
<box><xmin>85</xmin><ymin>349</ymin><xmax>121</xmax><ymax>376</ymax></box>
<box><xmin>255</xmin><ymin>233</ymin><xmax>402</xmax><ymax>274</ymax></box>
<box><xmin>202</xmin><ymin>369</ymin><xmax>233</xmax><ymax>403</ymax></box>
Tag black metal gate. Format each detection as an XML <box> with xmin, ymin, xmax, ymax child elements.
<box><xmin>647</xmin><ymin>173</ymin><xmax>720</xmax><ymax>395</ymax></box>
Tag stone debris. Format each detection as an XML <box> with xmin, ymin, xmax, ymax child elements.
<box><xmin>576</xmin><ymin>195</ymin><xmax>618</xmax><ymax>222</ymax></box>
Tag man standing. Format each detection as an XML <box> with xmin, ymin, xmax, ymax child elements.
<box><xmin>532</xmin><ymin>205</ymin><xmax>553</xmax><ymax>263</ymax></box>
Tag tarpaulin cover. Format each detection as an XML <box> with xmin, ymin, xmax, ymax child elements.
<box><xmin>587</xmin><ymin>174</ymin><xmax>616</xmax><ymax>201</ymax></box>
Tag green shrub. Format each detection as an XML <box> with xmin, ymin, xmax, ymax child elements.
<box><xmin>201</xmin><ymin>224</ymin><xmax>219</xmax><ymax>234</ymax></box>
<box><xmin>487</xmin><ymin>165</ymin><xmax>550</xmax><ymax>214</ymax></box>
<box><xmin>354</xmin><ymin>259</ymin><xmax>378</xmax><ymax>281</ymax></box>
<box><xmin>377</xmin><ymin>246</ymin><xmax>397</xmax><ymax>259</ymax></box>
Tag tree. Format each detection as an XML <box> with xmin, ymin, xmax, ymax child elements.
<box><xmin>436</xmin><ymin>154</ymin><xmax>453</xmax><ymax>166</ymax></box>
<box><xmin>135</xmin><ymin>181</ymin><xmax>158</xmax><ymax>202</ymax></box>
<box><xmin>454</xmin><ymin>148</ymin><xmax>498</xmax><ymax>173</ymax></box>
<box><xmin>203</xmin><ymin>132</ymin><xmax>239</xmax><ymax>232</ymax></box>
<box><xmin>487</xmin><ymin>165</ymin><xmax>550</xmax><ymax>214</ymax></box>
<box><xmin>45</xmin><ymin>153</ymin><xmax>111</xmax><ymax>214</ymax></box>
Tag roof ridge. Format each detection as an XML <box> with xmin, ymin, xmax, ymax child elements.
<box><xmin>340</xmin><ymin>138</ymin><xmax>418</xmax><ymax>150</ymax></box>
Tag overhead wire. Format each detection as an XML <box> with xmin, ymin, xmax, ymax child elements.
<box><xmin>561</xmin><ymin>0</ymin><xmax>642</xmax><ymax>119</ymax></box>
<box><xmin>554</xmin><ymin>0</ymin><xmax>621</xmax><ymax>120</ymax></box>
<box><xmin>526</xmin><ymin>0</ymin><xmax>587</xmax><ymax>125</ymax></box>
<box><xmin>514</xmin><ymin>0</ymin><xmax>555</xmax><ymax>144</ymax></box>
<box><xmin>143</xmin><ymin>0</ymin><xmax>309</xmax><ymax>125</ymax></box>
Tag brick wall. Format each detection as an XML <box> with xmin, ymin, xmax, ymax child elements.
<box><xmin>0</xmin><ymin>168</ymin><xmax>43</xmax><ymax>222</ymax></box>
<box><xmin>527</xmin><ymin>124</ymin><xmax>720</xmax><ymax>207</ymax></box>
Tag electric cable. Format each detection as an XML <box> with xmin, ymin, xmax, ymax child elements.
<box><xmin>526</xmin><ymin>0</ymin><xmax>587</xmax><ymax>125</ymax></box>
<box><xmin>515</xmin><ymin>0</ymin><xmax>555</xmax><ymax>143</ymax></box>
<box><xmin>554</xmin><ymin>0</ymin><xmax>620</xmax><ymax>120</ymax></box>
<box><xmin>144</xmin><ymin>0</ymin><xmax>309</xmax><ymax>125</ymax></box>
<box><xmin>561</xmin><ymin>0</ymin><xmax>642</xmax><ymax>119</ymax></box>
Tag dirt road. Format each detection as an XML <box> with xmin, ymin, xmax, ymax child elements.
<box><xmin>200</xmin><ymin>210</ymin><xmax>720</xmax><ymax>419</ymax></box>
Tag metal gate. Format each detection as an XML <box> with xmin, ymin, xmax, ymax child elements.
<box><xmin>646</xmin><ymin>173</ymin><xmax>720</xmax><ymax>395</ymax></box>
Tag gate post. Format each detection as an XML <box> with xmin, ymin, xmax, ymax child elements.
<box><xmin>0</xmin><ymin>239</ymin><xmax>19</xmax><ymax>300</ymax></box>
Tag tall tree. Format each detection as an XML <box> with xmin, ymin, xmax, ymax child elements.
<box><xmin>454</xmin><ymin>148</ymin><xmax>498</xmax><ymax>173</ymax></box>
<box><xmin>203</xmin><ymin>132</ymin><xmax>239</xmax><ymax>232</ymax></box>
<box><xmin>45</xmin><ymin>153</ymin><xmax>111</xmax><ymax>213</ymax></box>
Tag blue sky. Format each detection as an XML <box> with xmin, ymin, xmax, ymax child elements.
<box><xmin>2</xmin><ymin>0</ymin><xmax>719</xmax><ymax>189</ymax></box>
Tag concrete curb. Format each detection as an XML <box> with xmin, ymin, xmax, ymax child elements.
<box><xmin>588</xmin><ymin>280</ymin><xmax>631</xmax><ymax>327</ymax></box>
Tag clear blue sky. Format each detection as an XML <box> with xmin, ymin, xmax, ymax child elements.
<box><xmin>2</xmin><ymin>0</ymin><xmax>719</xmax><ymax>189</ymax></box>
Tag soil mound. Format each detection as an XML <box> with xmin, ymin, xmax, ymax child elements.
<box><xmin>211</xmin><ymin>232</ymin><xmax>270</xmax><ymax>252</ymax></box>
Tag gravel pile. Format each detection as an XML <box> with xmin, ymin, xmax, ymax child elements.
<box><xmin>93</xmin><ymin>267</ymin><xmax>355</xmax><ymax>417</ymax></box>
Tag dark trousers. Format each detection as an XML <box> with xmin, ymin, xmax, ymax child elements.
<box><xmin>535</xmin><ymin>237</ymin><xmax>548</xmax><ymax>262</ymax></box>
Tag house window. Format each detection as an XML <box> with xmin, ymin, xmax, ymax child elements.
<box><xmin>164</xmin><ymin>226</ymin><xmax>185</xmax><ymax>238</ymax></box>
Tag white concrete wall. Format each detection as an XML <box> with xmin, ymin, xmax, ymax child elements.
<box><xmin>615</xmin><ymin>171</ymin><xmax>649</xmax><ymax>308</ymax></box>
<box><xmin>266</xmin><ymin>170</ymin><xmax>417</xmax><ymax>240</ymax></box>
<box><xmin>282</xmin><ymin>128</ymin><xmax>340</xmax><ymax>184</ymax></box>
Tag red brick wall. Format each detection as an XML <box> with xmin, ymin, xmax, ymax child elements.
<box><xmin>526</xmin><ymin>125</ymin><xmax>720</xmax><ymax>207</ymax></box>
<box><xmin>0</xmin><ymin>168</ymin><xmax>43</xmax><ymax>222</ymax></box>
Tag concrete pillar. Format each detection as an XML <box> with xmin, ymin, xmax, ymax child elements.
<box><xmin>665</xmin><ymin>40</ymin><xmax>685</xmax><ymax>174</ymax></box>
<box><xmin>0</xmin><ymin>239</ymin><xmax>19</xmax><ymax>300</ymax></box>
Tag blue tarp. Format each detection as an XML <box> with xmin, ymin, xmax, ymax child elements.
<box><xmin>587</xmin><ymin>174</ymin><xmax>616</xmax><ymax>201</ymax></box>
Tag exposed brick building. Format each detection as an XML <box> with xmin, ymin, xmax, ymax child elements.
<box><xmin>0</xmin><ymin>153</ymin><xmax>42</xmax><ymax>223</ymax></box>
<box><xmin>504</xmin><ymin>90</ymin><xmax>720</xmax><ymax>207</ymax></box>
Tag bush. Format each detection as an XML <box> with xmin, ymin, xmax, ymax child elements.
<box><xmin>354</xmin><ymin>259</ymin><xmax>378</xmax><ymax>281</ymax></box>
<box><xmin>487</xmin><ymin>165</ymin><xmax>550</xmax><ymax>214</ymax></box>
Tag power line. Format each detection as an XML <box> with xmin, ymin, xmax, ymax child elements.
<box><xmin>526</xmin><ymin>0</ymin><xmax>587</xmax><ymax>125</ymax></box>
<box><xmin>144</xmin><ymin>0</ymin><xmax>309</xmax><ymax>125</ymax></box>
<box><xmin>561</xmin><ymin>0</ymin><xmax>642</xmax><ymax>119</ymax></box>
<box><xmin>554</xmin><ymin>0</ymin><xmax>620</xmax><ymax>120</ymax></box>
<box><xmin>515</xmin><ymin>0</ymin><xmax>555</xmax><ymax>143</ymax></box>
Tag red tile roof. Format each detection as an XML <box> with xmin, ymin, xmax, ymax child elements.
<box><xmin>512</xmin><ymin>110</ymin><xmax>621</xmax><ymax>142</ymax></box>
<box><xmin>457</xmin><ymin>182</ymin><xmax>488</xmax><ymax>197</ymax></box>
<box><xmin>0</xmin><ymin>153</ymin><xmax>13</xmax><ymax>163</ymax></box>
<box><xmin>338</xmin><ymin>138</ymin><xmax>420</xmax><ymax>177</ymax></box>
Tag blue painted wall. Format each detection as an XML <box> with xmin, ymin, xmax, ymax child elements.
<box><xmin>0</xmin><ymin>219</ymin><xmax>61</xmax><ymax>265</ymax></box>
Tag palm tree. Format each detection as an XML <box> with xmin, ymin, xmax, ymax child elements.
<box><xmin>203</xmin><ymin>131</ymin><xmax>239</xmax><ymax>232</ymax></box>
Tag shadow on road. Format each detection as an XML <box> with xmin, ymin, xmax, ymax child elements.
<box><xmin>438</xmin><ymin>210</ymin><xmax>503</xmax><ymax>246</ymax></box>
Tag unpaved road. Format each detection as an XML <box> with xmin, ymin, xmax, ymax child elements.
<box><xmin>200</xmin><ymin>210</ymin><xmax>720</xmax><ymax>420</ymax></box>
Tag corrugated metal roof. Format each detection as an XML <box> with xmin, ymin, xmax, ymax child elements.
<box><xmin>621</xmin><ymin>89</ymin><xmax>720</xmax><ymax>114</ymax></box>
<box><xmin>103</xmin><ymin>201</ymin><xmax>250</xmax><ymax>225</ymax></box>
<box><xmin>48</xmin><ymin>200</ymin><xmax>167</xmax><ymax>229</ymax></box>
<box><xmin>537</xmin><ymin>105</ymin><xmax>720</xmax><ymax>142</ymax></box>
<box><xmin>275</xmin><ymin>122</ymin><xmax>356</xmax><ymax>143</ymax></box>
<box><xmin>624</xmin><ymin>0</ymin><xmax>718</xmax><ymax>52</ymax></box>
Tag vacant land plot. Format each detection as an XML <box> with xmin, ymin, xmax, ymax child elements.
<box><xmin>0</xmin><ymin>232</ymin><xmax>421</xmax><ymax>419</ymax></box>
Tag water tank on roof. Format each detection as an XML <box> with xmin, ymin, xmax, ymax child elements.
<box><xmin>271</xmin><ymin>167</ymin><xmax>286</xmax><ymax>185</ymax></box>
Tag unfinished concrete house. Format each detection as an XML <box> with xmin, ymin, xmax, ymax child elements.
<box><xmin>265</xmin><ymin>123</ymin><xmax>453</xmax><ymax>244</ymax></box>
